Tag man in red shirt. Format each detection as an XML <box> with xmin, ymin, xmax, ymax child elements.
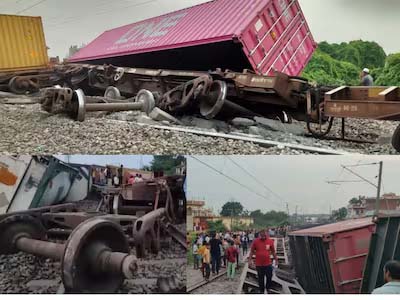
<box><xmin>250</xmin><ymin>229</ymin><xmax>278</xmax><ymax>294</ymax></box>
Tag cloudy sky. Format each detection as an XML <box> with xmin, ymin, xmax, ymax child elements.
<box><xmin>1</xmin><ymin>0</ymin><xmax>399</xmax><ymax>58</ymax></box>
<box><xmin>187</xmin><ymin>156</ymin><xmax>400</xmax><ymax>215</ymax></box>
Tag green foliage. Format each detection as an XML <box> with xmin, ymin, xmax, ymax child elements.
<box><xmin>220</xmin><ymin>201</ymin><xmax>244</xmax><ymax>217</ymax></box>
<box><xmin>302</xmin><ymin>40</ymin><xmax>389</xmax><ymax>86</ymax></box>
<box><xmin>250</xmin><ymin>209</ymin><xmax>289</xmax><ymax>228</ymax></box>
<box><xmin>375</xmin><ymin>53</ymin><xmax>400</xmax><ymax>86</ymax></box>
<box><xmin>302</xmin><ymin>49</ymin><xmax>360</xmax><ymax>85</ymax></box>
<box><xmin>349</xmin><ymin>197</ymin><xmax>362</xmax><ymax>205</ymax></box>
<box><xmin>207</xmin><ymin>220</ymin><xmax>227</xmax><ymax>232</ymax></box>
<box><xmin>349</xmin><ymin>40</ymin><xmax>386</xmax><ymax>69</ymax></box>
<box><xmin>144</xmin><ymin>155</ymin><xmax>185</xmax><ymax>176</ymax></box>
<box><xmin>332</xmin><ymin>207</ymin><xmax>348</xmax><ymax>221</ymax></box>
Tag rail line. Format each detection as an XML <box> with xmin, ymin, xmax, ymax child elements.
<box><xmin>237</xmin><ymin>237</ymin><xmax>305</xmax><ymax>294</ymax></box>
<box><xmin>161</xmin><ymin>222</ymin><xmax>187</xmax><ymax>249</ymax></box>
<box><xmin>109</xmin><ymin>120</ymin><xmax>350</xmax><ymax>155</ymax></box>
<box><xmin>186</xmin><ymin>269</ymin><xmax>228</xmax><ymax>293</ymax></box>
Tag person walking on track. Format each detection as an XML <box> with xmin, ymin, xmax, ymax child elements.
<box><xmin>250</xmin><ymin>229</ymin><xmax>278</xmax><ymax>294</ymax></box>
<box><xmin>210</xmin><ymin>233</ymin><xmax>222</xmax><ymax>275</ymax></box>
<box><xmin>226</xmin><ymin>240</ymin><xmax>239</xmax><ymax>280</ymax></box>
<box><xmin>203</xmin><ymin>242</ymin><xmax>211</xmax><ymax>281</ymax></box>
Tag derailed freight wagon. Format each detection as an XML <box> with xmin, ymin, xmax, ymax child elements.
<box><xmin>361</xmin><ymin>213</ymin><xmax>400</xmax><ymax>293</ymax></box>
<box><xmin>70</xmin><ymin>0</ymin><xmax>316</xmax><ymax>76</ymax></box>
<box><xmin>289</xmin><ymin>218</ymin><xmax>375</xmax><ymax>294</ymax></box>
<box><xmin>0</xmin><ymin>156</ymin><xmax>89</xmax><ymax>214</ymax></box>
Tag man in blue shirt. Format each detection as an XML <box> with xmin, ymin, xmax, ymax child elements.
<box><xmin>372</xmin><ymin>260</ymin><xmax>400</xmax><ymax>294</ymax></box>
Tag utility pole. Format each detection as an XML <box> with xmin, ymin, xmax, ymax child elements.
<box><xmin>295</xmin><ymin>205</ymin><xmax>298</xmax><ymax>224</ymax></box>
<box><xmin>374</xmin><ymin>161</ymin><xmax>383</xmax><ymax>216</ymax></box>
<box><xmin>286</xmin><ymin>203</ymin><xmax>290</xmax><ymax>224</ymax></box>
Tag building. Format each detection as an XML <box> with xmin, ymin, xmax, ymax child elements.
<box><xmin>187</xmin><ymin>200</ymin><xmax>214</xmax><ymax>232</ymax></box>
<box><xmin>347</xmin><ymin>193</ymin><xmax>400</xmax><ymax>218</ymax></box>
<box><xmin>208</xmin><ymin>216</ymin><xmax>254</xmax><ymax>231</ymax></box>
<box><xmin>186</xmin><ymin>200</ymin><xmax>254</xmax><ymax>232</ymax></box>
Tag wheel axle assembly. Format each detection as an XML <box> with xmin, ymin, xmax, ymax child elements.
<box><xmin>0</xmin><ymin>215</ymin><xmax>139</xmax><ymax>293</ymax></box>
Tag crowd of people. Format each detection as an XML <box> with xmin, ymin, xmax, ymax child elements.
<box><xmin>91</xmin><ymin>164</ymin><xmax>146</xmax><ymax>187</ymax></box>
<box><xmin>189</xmin><ymin>226</ymin><xmax>400</xmax><ymax>294</ymax></box>
<box><xmin>190</xmin><ymin>228</ymin><xmax>281</xmax><ymax>293</ymax></box>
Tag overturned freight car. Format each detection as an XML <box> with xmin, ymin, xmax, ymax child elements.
<box><xmin>70</xmin><ymin>0</ymin><xmax>316</xmax><ymax>76</ymax></box>
<box><xmin>289</xmin><ymin>218</ymin><xmax>375</xmax><ymax>294</ymax></box>
<box><xmin>0</xmin><ymin>156</ymin><xmax>89</xmax><ymax>214</ymax></box>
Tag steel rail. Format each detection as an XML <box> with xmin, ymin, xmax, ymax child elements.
<box><xmin>125</xmin><ymin>122</ymin><xmax>351</xmax><ymax>155</ymax></box>
<box><xmin>187</xmin><ymin>269</ymin><xmax>228</xmax><ymax>293</ymax></box>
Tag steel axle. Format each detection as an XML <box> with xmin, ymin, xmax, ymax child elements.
<box><xmin>0</xmin><ymin>216</ymin><xmax>139</xmax><ymax>293</ymax></box>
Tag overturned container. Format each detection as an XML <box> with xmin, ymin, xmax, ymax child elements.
<box><xmin>361</xmin><ymin>213</ymin><xmax>400</xmax><ymax>294</ymax></box>
<box><xmin>0</xmin><ymin>156</ymin><xmax>86</xmax><ymax>214</ymax></box>
<box><xmin>70</xmin><ymin>0</ymin><xmax>316</xmax><ymax>76</ymax></box>
<box><xmin>0</xmin><ymin>14</ymin><xmax>48</xmax><ymax>72</ymax></box>
<box><xmin>289</xmin><ymin>218</ymin><xmax>375</xmax><ymax>294</ymax></box>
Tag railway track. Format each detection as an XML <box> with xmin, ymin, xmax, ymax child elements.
<box><xmin>186</xmin><ymin>269</ymin><xmax>228</xmax><ymax>293</ymax></box>
<box><xmin>134</xmin><ymin>123</ymin><xmax>350</xmax><ymax>155</ymax></box>
<box><xmin>161</xmin><ymin>222</ymin><xmax>187</xmax><ymax>249</ymax></box>
<box><xmin>237</xmin><ymin>237</ymin><xmax>305</xmax><ymax>294</ymax></box>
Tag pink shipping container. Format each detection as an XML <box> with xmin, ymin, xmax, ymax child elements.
<box><xmin>289</xmin><ymin>218</ymin><xmax>375</xmax><ymax>294</ymax></box>
<box><xmin>70</xmin><ymin>0</ymin><xmax>316</xmax><ymax>76</ymax></box>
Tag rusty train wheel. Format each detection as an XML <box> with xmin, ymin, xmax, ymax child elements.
<box><xmin>0</xmin><ymin>215</ymin><xmax>46</xmax><ymax>255</ymax></box>
<box><xmin>392</xmin><ymin>124</ymin><xmax>400</xmax><ymax>153</ymax></box>
<box><xmin>8</xmin><ymin>77</ymin><xmax>32</xmax><ymax>94</ymax></box>
<box><xmin>61</xmin><ymin>218</ymin><xmax>129</xmax><ymax>293</ymax></box>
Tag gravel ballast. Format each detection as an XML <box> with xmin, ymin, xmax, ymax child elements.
<box><xmin>0</xmin><ymin>103</ymin><xmax>399</xmax><ymax>155</ymax></box>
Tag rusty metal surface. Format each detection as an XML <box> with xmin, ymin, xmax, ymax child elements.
<box><xmin>16</xmin><ymin>236</ymin><xmax>65</xmax><ymax>260</ymax></box>
<box><xmin>132</xmin><ymin>208</ymin><xmax>165</xmax><ymax>258</ymax></box>
<box><xmin>324</xmin><ymin>86</ymin><xmax>400</xmax><ymax>120</ymax></box>
<box><xmin>61</xmin><ymin>218</ymin><xmax>132</xmax><ymax>293</ymax></box>
<box><xmin>289</xmin><ymin>219</ymin><xmax>375</xmax><ymax>294</ymax></box>
<box><xmin>160</xmin><ymin>222</ymin><xmax>186</xmax><ymax>249</ymax></box>
<box><xmin>289</xmin><ymin>218</ymin><xmax>374</xmax><ymax>237</ymax></box>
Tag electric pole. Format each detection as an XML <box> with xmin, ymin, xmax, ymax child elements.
<box><xmin>374</xmin><ymin>161</ymin><xmax>383</xmax><ymax>216</ymax></box>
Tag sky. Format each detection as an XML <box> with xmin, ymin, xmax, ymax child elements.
<box><xmin>186</xmin><ymin>156</ymin><xmax>400</xmax><ymax>215</ymax></box>
<box><xmin>0</xmin><ymin>0</ymin><xmax>399</xmax><ymax>58</ymax></box>
<box><xmin>55</xmin><ymin>155</ymin><xmax>153</xmax><ymax>169</ymax></box>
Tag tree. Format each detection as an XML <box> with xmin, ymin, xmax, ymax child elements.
<box><xmin>144</xmin><ymin>155</ymin><xmax>185</xmax><ymax>176</ymax></box>
<box><xmin>302</xmin><ymin>40</ymin><xmax>387</xmax><ymax>86</ymax></box>
<box><xmin>302</xmin><ymin>48</ymin><xmax>359</xmax><ymax>85</ymax></box>
<box><xmin>250</xmin><ymin>209</ymin><xmax>289</xmax><ymax>228</ymax></box>
<box><xmin>375</xmin><ymin>53</ymin><xmax>400</xmax><ymax>86</ymax></box>
<box><xmin>332</xmin><ymin>207</ymin><xmax>348</xmax><ymax>221</ymax></box>
<box><xmin>349</xmin><ymin>40</ymin><xmax>386</xmax><ymax>69</ymax></box>
<box><xmin>220</xmin><ymin>201</ymin><xmax>244</xmax><ymax>217</ymax></box>
<box><xmin>349</xmin><ymin>197</ymin><xmax>362</xmax><ymax>205</ymax></box>
<box><xmin>207</xmin><ymin>220</ymin><xmax>227</xmax><ymax>233</ymax></box>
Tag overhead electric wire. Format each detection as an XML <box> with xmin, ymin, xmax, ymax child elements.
<box><xmin>226</xmin><ymin>156</ymin><xmax>289</xmax><ymax>206</ymax></box>
<box><xmin>15</xmin><ymin>0</ymin><xmax>47</xmax><ymax>14</ymax></box>
<box><xmin>45</xmin><ymin>0</ymin><xmax>157</xmax><ymax>30</ymax></box>
<box><xmin>189</xmin><ymin>156</ymin><xmax>282</xmax><ymax>208</ymax></box>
